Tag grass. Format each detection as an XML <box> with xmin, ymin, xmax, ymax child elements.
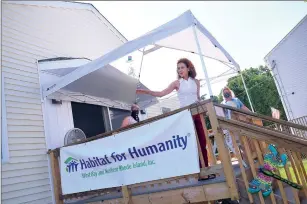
<box><xmin>278</xmin><ymin>160</ymin><xmax>307</xmax><ymax>184</ymax></box>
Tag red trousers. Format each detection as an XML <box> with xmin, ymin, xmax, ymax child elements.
<box><xmin>193</xmin><ymin>114</ymin><xmax>209</xmax><ymax>167</ymax></box>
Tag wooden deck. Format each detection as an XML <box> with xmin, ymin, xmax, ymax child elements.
<box><xmin>48</xmin><ymin>100</ymin><xmax>307</xmax><ymax>204</ymax></box>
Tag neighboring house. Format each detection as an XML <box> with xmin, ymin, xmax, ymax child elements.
<box><xmin>146</xmin><ymin>95</ymin><xmax>180</xmax><ymax>118</ymax></box>
<box><xmin>1</xmin><ymin>1</ymin><xmax>128</xmax><ymax>203</ymax></box>
<box><xmin>264</xmin><ymin>15</ymin><xmax>307</xmax><ymax>121</ymax></box>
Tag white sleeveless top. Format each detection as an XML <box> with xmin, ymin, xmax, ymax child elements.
<box><xmin>177</xmin><ymin>77</ymin><xmax>198</xmax><ymax>108</ymax></box>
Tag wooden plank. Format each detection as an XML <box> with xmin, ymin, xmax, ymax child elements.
<box><xmin>291</xmin><ymin>151</ymin><xmax>307</xmax><ymax>198</ymax></box>
<box><xmin>219</xmin><ymin>120</ymin><xmax>307</xmax><ymax>153</ymax></box>
<box><xmin>241</xmin><ymin>136</ymin><xmax>265</xmax><ymax>204</ymax></box>
<box><xmin>130</xmin><ymin>165</ymin><xmax>221</xmax><ymax>189</ymax></box>
<box><xmin>205</xmin><ymin>102</ymin><xmax>238</xmax><ymax>200</ymax></box>
<box><xmin>296</xmin><ymin>152</ymin><xmax>307</xmax><ymax>182</ymax></box>
<box><xmin>252</xmin><ymin>139</ymin><xmax>277</xmax><ymax>204</ymax></box>
<box><xmin>49</xmin><ymin>151</ymin><xmax>64</xmax><ymax>204</ymax></box>
<box><xmin>202</xmin><ymin>182</ymin><xmax>230</xmax><ymax>201</ymax></box>
<box><xmin>102</xmin><ymin>183</ymin><xmax>229</xmax><ymax>204</ymax></box>
<box><xmin>229</xmin><ymin>130</ymin><xmax>253</xmax><ymax>203</ymax></box>
<box><xmin>260</xmin><ymin>141</ymin><xmax>288</xmax><ymax>204</ymax></box>
<box><xmin>219</xmin><ymin>117</ymin><xmax>307</xmax><ymax>146</ymax></box>
<box><xmin>200</xmin><ymin>114</ymin><xmax>217</xmax><ymax>165</ymax></box>
<box><xmin>122</xmin><ymin>186</ymin><xmax>132</xmax><ymax>204</ymax></box>
<box><xmin>199</xmin><ymin>164</ymin><xmax>223</xmax><ymax>178</ymax></box>
<box><xmin>286</xmin><ymin>150</ymin><xmax>301</xmax><ymax>184</ymax></box>
<box><xmin>279</xmin><ymin>148</ymin><xmax>301</xmax><ymax>204</ymax></box>
<box><xmin>215</xmin><ymin>103</ymin><xmax>307</xmax><ymax>131</ymax></box>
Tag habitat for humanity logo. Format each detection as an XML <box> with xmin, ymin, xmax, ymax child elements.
<box><xmin>64</xmin><ymin>157</ymin><xmax>79</xmax><ymax>173</ymax></box>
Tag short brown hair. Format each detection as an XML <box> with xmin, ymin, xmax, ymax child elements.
<box><xmin>177</xmin><ymin>58</ymin><xmax>197</xmax><ymax>79</ymax></box>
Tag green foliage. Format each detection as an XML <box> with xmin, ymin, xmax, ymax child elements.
<box><xmin>219</xmin><ymin>65</ymin><xmax>286</xmax><ymax>120</ymax></box>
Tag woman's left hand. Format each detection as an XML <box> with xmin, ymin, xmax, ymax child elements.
<box><xmin>136</xmin><ymin>89</ymin><xmax>148</xmax><ymax>95</ymax></box>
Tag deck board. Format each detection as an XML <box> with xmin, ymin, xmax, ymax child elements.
<box><xmin>64</xmin><ymin>164</ymin><xmax>241</xmax><ymax>204</ymax></box>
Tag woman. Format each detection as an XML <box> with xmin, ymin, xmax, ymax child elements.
<box><xmin>121</xmin><ymin>104</ymin><xmax>140</xmax><ymax>128</ymax></box>
<box><xmin>222</xmin><ymin>87</ymin><xmax>250</xmax><ymax>117</ymax></box>
<box><xmin>221</xmin><ymin>87</ymin><xmax>250</xmax><ymax>167</ymax></box>
<box><xmin>136</xmin><ymin>58</ymin><xmax>211</xmax><ymax>175</ymax></box>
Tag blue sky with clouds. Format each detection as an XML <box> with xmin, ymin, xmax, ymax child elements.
<box><xmin>84</xmin><ymin>1</ymin><xmax>307</xmax><ymax>96</ymax></box>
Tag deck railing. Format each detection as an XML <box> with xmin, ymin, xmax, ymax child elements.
<box><xmin>267</xmin><ymin>115</ymin><xmax>307</xmax><ymax>139</ymax></box>
<box><xmin>215</xmin><ymin>103</ymin><xmax>307</xmax><ymax>204</ymax></box>
<box><xmin>47</xmin><ymin>100</ymin><xmax>307</xmax><ymax>204</ymax></box>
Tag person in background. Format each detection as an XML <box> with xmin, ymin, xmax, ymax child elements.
<box><xmin>136</xmin><ymin>58</ymin><xmax>215</xmax><ymax>180</ymax></box>
<box><xmin>221</xmin><ymin>86</ymin><xmax>250</xmax><ymax>167</ymax></box>
<box><xmin>222</xmin><ymin>87</ymin><xmax>250</xmax><ymax>118</ymax></box>
<box><xmin>121</xmin><ymin>104</ymin><xmax>140</xmax><ymax>128</ymax></box>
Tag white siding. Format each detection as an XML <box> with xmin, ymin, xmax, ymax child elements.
<box><xmin>1</xmin><ymin>2</ymin><xmax>126</xmax><ymax>203</ymax></box>
<box><xmin>146</xmin><ymin>96</ymin><xmax>181</xmax><ymax>118</ymax></box>
<box><xmin>265</xmin><ymin>15</ymin><xmax>307</xmax><ymax>120</ymax></box>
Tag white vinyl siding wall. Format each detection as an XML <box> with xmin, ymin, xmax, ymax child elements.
<box><xmin>265</xmin><ymin>15</ymin><xmax>307</xmax><ymax>120</ymax></box>
<box><xmin>1</xmin><ymin>2</ymin><xmax>126</xmax><ymax>203</ymax></box>
<box><xmin>2</xmin><ymin>3</ymin><xmax>54</xmax><ymax>203</ymax></box>
<box><xmin>146</xmin><ymin>96</ymin><xmax>181</xmax><ymax>118</ymax></box>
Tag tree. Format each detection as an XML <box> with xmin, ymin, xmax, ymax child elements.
<box><xmin>200</xmin><ymin>94</ymin><xmax>220</xmax><ymax>103</ymax></box>
<box><xmin>219</xmin><ymin>65</ymin><xmax>286</xmax><ymax>120</ymax></box>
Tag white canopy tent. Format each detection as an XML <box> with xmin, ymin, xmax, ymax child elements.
<box><xmin>43</xmin><ymin>10</ymin><xmax>254</xmax><ymax>111</ymax></box>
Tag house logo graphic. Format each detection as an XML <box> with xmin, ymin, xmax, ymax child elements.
<box><xmin>64</xmin><ymin>157</ymin><xmax>79</xmax><ymax>173</ymax></box>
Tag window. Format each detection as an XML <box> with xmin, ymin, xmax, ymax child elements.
<box><xmin>109</xmin><ymin>108</ymin><xmax>130</xmax><ymax>130</ymax></box>
<box><xmin>2</xmin><ymin>74</ymin><xmax>9</xmax><ymax>163</ymax></box>
<box><xmin>71</xmin><ymin>102</ymin><xmax>108</xmax><ymax>138</ymax></box>
<box><xmin>161</xmin><ymin>107</ymin><xmax>171</xmax><ymax>114</ymax></box>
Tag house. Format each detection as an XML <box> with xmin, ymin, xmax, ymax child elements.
<box><xmin>1</xmin><ymin>1</ymin><xmax>132</xmax><ymax>203</ymax></box>
<box><xmin>146</xmin><ymin>95</ymin><xmax>180</xmax><ymax>118</ymax></box>
<box><xmin>264</xmin><ymin>15</ymin><xmax>307</xmax><ymax>122</ymax></box>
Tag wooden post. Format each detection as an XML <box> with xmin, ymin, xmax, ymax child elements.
<box><xmin>122</xmin><ymin>186</ymin><xmax>132</xmax><ymax>204</ymax></box>
<box><xmin>296</xmin><ymin>152</ymin><xmax>307</xmax><ymax>182</ymax></box>
<box><xmin>229</xmin><ymin>130</ymin><xmax>254</xmax><ymax>203</ymax></box>
<box><xmin>291</xmin><ymin>151</ymin><xmax>307</xmax><ymax>198</ymax></box>
<box><xmin>205</xmin><ymin>102</ymin><xmax>239</xmax><ymax>200</ymax></box>
<box><xmin>241</xmin><ymin>136</ymin><xmax>265</xmax><ymax>204</ymax></box>
<box><xmin>50</xmin><ymin>151</ymin><xmax>64</xmax><ymax>204</ymax></box>
<box><xmin>252</xmin><ymin>140</ymin><xmax>277</xmax><ymax>204</ymax></box>
<box><xmin>279</xmin><ymin>148</ymin><xmax>301</xmax><ymax>204</ymax></box>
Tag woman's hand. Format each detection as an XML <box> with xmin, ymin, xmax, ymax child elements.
<box><xmin>136</xmin><ymin>81</ymin><xmax>177</xmax><ymax>97</ymax></box>
<box><xmin>136</xmin><ymin>89</ymin><xmax>148</xmax><ymax>95</ymax></box>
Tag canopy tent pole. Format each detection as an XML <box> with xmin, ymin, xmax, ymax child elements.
<box><xmin>192</xmin><ymin>24</ymin><xmax>213</xmax><ymax>98</ymax></box>
<box><xmin>239</xmin><ymin>71</ymin><xmax>255</xmax><ymax>112</ymax></box>
<box><xmin>135</xmin><ymin>48</ymin><xmax>146</xmax><ymax>104</ymax></box>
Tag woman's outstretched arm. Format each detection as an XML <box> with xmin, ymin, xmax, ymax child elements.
<box><xmin>136</xmin><ymin>81</ymin><xmax>178</xmax><ymax>97</ymax></box>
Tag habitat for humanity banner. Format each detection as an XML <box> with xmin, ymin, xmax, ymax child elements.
<box><xmin>60</xmin><ymin>109</ymin><xmax>200</xmax><ymax>195</ymax></box>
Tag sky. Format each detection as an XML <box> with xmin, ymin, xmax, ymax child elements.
<box><xmin>83</xmin><ymin>1</ymin><xmax>307</xmax><ymax>98</ymax></box>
